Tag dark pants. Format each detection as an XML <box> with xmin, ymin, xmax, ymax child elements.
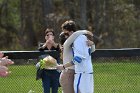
<box><xmin>42</xmin><ymin>70</ymin><xmax>60</xmax><ymax>93</ymax></box>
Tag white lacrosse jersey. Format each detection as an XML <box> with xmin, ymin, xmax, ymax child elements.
<box><xmin>72</xmin><ymin>34</ymin><xmax>93</xmax><ymax>73</ymax></box>
<box><xmin>72</xmin><ymin>34</ymin><xmax>94</xmax><ymax>93</ymax></box>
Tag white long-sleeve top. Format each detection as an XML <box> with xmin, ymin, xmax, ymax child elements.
<box><xmin>72</xmin><ymin>35</ymin><xmax>93</xmax><ymax>73</ymax></box>
<box><xmin>63</xmin><ymin>30</ymin><xmax>95</xmax><ymax>70</ymax></box>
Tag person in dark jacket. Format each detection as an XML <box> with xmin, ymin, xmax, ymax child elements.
<box><xmin>38</xmin><ymin>28</ymin><xmax>61</xmax><ymax>93</ymax></box>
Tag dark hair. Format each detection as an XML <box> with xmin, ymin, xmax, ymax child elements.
<box><xmin>45</xmin><ymin>28</ymin><xmax>55</xmax><ymax>35</ymax></box>
<box><xmin>59</xmin><ymin>32</ymin><xmax>69</xmax><ymax>45</ymax></box>
<box><xmin>84</xmin><ymin>34</ymin><xmax>93</xmax><ymax>41</ymax></box>
<box><xmin>61</xmin><ymin>20</ymin><xmax>76</xmax><ymax>32</ymax></box>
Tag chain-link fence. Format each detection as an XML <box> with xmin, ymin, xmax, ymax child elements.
<box><xmin>0</xmin><ymin>49</ymin><xmax>140</xmax><ymax>93</ymax></box>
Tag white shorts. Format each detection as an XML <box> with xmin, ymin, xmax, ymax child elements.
<box><xmin>74</xmin><ymin>73</ymin><xmax>94</xmax><ymax>93</ymax></box>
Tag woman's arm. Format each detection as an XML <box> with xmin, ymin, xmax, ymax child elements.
<box><xmin>64</xmin><ymin>30</ymin><xmax>91</xmax><ymax>48</ymax></box>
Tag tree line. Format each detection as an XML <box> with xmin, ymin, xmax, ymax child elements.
<box><xmin>0</xmin><ymin>0</ymin><xmax>140</xmax><ymax>50</ymax></box>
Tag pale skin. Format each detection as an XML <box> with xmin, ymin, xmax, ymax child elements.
<box><xmin>85</xmin><ymin>31</ymin><xmax>95</xmax><ymax>46</ymax></box>
<box><xmin>41</xmin><ymin>32</ymin><xmax>58</xmax><ymax>49</ymax></box>
<box><xmin>87</xmin><ymin>39</ymin><xmax>94</xmax><ymax>46</ymax></box>
<box><xmin>56</xmin><ymin>62</ymin><xmax>73</xmax><ymax>70</ymax></box>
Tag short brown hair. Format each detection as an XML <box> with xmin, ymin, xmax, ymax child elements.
<box><xmin>59</xmin><ymin>32</ymin><xmax>69</xmax><ymax>45</ymax></box>
<box><xmin>61</xmin><ymin>20</ymin><xmax>76</xmax><ymax>32</ymax></box>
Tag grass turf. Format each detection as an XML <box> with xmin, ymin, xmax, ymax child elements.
<box><xmin>0</xmin><ymin>62</ymin><xmax>140</xmax><ymax>93</ymax></box>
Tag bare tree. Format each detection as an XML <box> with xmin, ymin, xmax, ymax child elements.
<box><xmin>20</xmin><ymin>0</ymin><xmax>37</xmax><ymax>49</ymax></box>
<box><xmin>79</xmin><ymin>0</ymin><xmax>87</xmax><ymax>29</ymax></box>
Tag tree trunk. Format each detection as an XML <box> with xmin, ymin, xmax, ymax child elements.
<box><xmin>41</xmin><ymin>0</ymin><xmax>54</xmax><ymax>27</ymax></box>
<box><xmin>94</xmin><ymin>0</ymin><xmax>100</xmax><ymax>34</ymax></box>
<box><xmin>20</xmin><ymin>0</ymin><xmax>36</xmax><ymax>49</ymax></box>
<box><xmin>79</xmin><ymin>0</ymin><xmax>87</xmax><ymax>29</ymax></box>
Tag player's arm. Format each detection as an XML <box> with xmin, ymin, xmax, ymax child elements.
<box><xmin>56</xmin><ymin>35</ymin><xmax>87</xmax><ymax>70</ymax></box>
<box><xmin>56</xmin><ymin>62</ymin><xmax>74</xmax><ymax>70</ymax></box>
<box><xmin>64</xmin><ymin>30</ymin><xmax>88</xmax><ymax>47</ymax></box>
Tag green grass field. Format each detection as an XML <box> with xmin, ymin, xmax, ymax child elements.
<box><xmin>0</xmin><ymin>62</ymin><xmax>140</xmax><ymax>93</ymax></box>
<box><xmin>94</xmin><ymin>62</ymin><xmax>140</xmax><ymax>93</ymax></box>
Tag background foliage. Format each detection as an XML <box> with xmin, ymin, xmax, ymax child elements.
<box><xmin>0</xmin><ymin>0</ymin><xmax>139</xmax><ymax>50</ymax></box>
